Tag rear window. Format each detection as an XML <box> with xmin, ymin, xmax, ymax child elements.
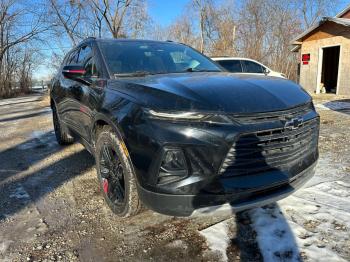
<box><xmin>216</xmin><ymin>60</ymin><xmax>242</xmax><ymax>73</ymax></box>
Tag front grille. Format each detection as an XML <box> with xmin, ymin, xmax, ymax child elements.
<box><xmin>229</xmin><ymin>103</ymin><xmax>313</xmax><ymax>124</ymax></box>
<box><xmin>220</xmin><ymin>118</ymin><xmax>319</xmax><ymax>177</ymax></box>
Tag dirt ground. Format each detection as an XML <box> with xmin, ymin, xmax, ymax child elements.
<box><xmin>0</xmin><ymin>92</ymin><xmax>349</xmax><ymax>262</ymax></box>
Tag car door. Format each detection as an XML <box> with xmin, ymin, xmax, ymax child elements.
<box><xmin>56</xmin><ymin>49</ymin><xmax>80</xmax><ymax>128</ymax></box>
<box><xmin>241</xmin><ymin>60</ymin><xmax>266</xmax><ymax>76</ymax></box>
<box><xmin>68</xmin><ymin>44</ymin><xmax>103</xmax><ymax>143</ymax></box>
<box><xmin>65</xmin><ymin>44</ymin><xmax>93</xmax><ymax>141</ymax></box>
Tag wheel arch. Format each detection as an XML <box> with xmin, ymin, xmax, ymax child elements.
<box><xmin>91</xmin><ymin>113</ymin><xmax>127</xmax><ymax>150</ymax></box>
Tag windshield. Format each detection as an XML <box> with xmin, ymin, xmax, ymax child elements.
<box><xmin>98</xmin><ymin>41</ymin><xmax>222</xmax><ymax>77</ymax></box>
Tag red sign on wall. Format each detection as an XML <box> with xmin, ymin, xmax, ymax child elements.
<box><xmin>302</xmin><ymin>54</ymin><xmax>310</xmax><ymax>62</ymax></box>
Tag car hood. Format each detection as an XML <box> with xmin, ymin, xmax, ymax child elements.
<box><xmin>108</xmin><ymin>72</ymin><xmax>312</xmax><ymax>114</ymax></box>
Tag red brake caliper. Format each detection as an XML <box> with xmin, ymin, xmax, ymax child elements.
<box><xmin>102</xmin><ymin>178</ymin><xmax>109</xmax><ymax>193</ymax></box>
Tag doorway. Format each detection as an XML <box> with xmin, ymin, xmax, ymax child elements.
<box><xmin>320</xmin><ymin>46</ymin><xmax>340</xmax><ymax>94</ymax></box>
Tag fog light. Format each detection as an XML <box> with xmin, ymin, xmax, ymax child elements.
<box><xmin>158</xmin><ymin>149</ymin><xmax>188</xmax><ymax>184</ymax></box>
<box><xmin>162</xmin><ymin>149</ymin><xmax>186</xmax><ymax>171</ymax></box>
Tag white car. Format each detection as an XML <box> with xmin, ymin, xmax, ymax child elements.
<box><xmin>212</xmin><ymin>57</ymin><xmax>286</xmax><ymax>78</ymax></box>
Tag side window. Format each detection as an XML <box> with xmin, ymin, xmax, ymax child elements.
<box><xmin>84</xmin><ymin>57</ymin><xmax>100</xmax><ymax>78</ymax></box>
<box><xmin>217</xmin><ymin>60</ymin><xmax>242</xmax><ymax>73</ymax></box>
<box><xmin>77</xmin><ymin>45</ymin><xmax>92</xmax><ymax>65</ymax></box>
<box><xmin>242</xmin><ymin>60</ymin><xmax>264</xmax><ymax>73</ymax></box>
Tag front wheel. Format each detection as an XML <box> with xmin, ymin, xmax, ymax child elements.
<box><xmin>95</xmin><ymin>126</ymin><xmax>141</xmax><ymax>217</ymax></box>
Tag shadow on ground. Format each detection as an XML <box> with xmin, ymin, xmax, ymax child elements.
<box><xmin>0</xmin><ymin>110</ymin><xmax>51</xmax><ymax>123</ymax></box>
<box><xmin>0</xmin><ymin>131</ymin><xmax>95</xmax><ymax>221</ymax></box>
<box><xmin>0</xmin><ymin>131</ymin><xmax>63</xmax><ymax>184</ymax></box>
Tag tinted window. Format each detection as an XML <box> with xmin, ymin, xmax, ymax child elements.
<box><xmin>84</xmin><ymin>57</ymin><xmax>100</xmax><ymax>78</ymax></box>
<box><xmin>242</xmin><ymin>60</ymin><xmax>264</xmax><ymax>73</ymax></box>
<box><xmin>217</xmin><ymin>60</ymin><xmax>242</xmax><ymax>73</ymax></box>
<box><xmin>98</xmin><ymin>41</ymin><xmax>221</xmax><ymax>76</ymax></box>
<box><xmin>77</xmin><ymin>45</ymin><xmax>92</xmax><ymax>64</ymax></box>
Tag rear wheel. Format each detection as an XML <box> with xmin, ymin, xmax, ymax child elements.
<box><xmin>96</xmin><ymin>126</ymin><xmax>141</xmax><ymax>217</ymax></box>
<box><xmin>52</xmin><ymin>105</ymin><xmax>74</xmax><ymax>145</ymax></box>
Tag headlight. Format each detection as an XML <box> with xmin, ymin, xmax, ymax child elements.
<box><xmin>145</xmin><ymin>109</ymin><xmax>205</xmax><ymax>120</ymax></box>
<box><xmin>144</xmin><ymin>108</ymin><xmax>237</xmax><ymax>124</ymax></box>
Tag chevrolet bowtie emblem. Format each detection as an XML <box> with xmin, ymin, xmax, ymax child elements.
<box><xmin>284</xmin><ymin>117</ymin><xmax>303</xmax><ymax>130</ymax></box>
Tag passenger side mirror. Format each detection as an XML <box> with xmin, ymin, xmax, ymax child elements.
<box><xmin>62</xmin><ymin>65</ymin><xmax>86</xmax><ymax>80</ymax></box>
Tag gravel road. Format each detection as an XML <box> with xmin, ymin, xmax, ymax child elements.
<box><xmin>0</xmin><ymin>93</ymin><xmax>349</xmax><ymax>262</ymax></box>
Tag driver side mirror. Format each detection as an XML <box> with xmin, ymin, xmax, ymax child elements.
<box><xmin>62</xmin><ymin>65</ymin><xmax>86</xmax><ymax>80</ymax></box>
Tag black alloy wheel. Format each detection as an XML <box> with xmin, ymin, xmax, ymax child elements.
<box><xmin>96</xmin><ymin>126</ymin><xmax>141</xmax><ymax>217</ymax></box>
<box><xmin>99</xmin><ymin>144</ymin><xmax>126</xmax><ymax>206</ymax></box>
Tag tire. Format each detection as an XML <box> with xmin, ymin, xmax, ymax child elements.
<box><xmin>52</xmin><ymin>105</ymin><xmax>74</xmax><ymax>145</ymax></box>
<box><xmin>95</xmin><ymin>126</ymin><xmax>141</xmax><ymax>217</ymax></box>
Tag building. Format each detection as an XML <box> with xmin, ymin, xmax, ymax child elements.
<box><xmin>292</xmin><ymin>5</ymin><xmax>350</xmax><ymax>95</ymax></box>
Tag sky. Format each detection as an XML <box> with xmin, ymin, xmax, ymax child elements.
<box><xmin>33</xmin><ymin>0</ymin><xmax>350</xmax><ymax>80</ymax></box>
<box><xmin>148</xmin><ymin>0</ymin><xmax>188</xmax><ymax>26</ymax></box>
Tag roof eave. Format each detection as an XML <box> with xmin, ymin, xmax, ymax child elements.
<box><xmin>335</xmin><ymin>4</ymin><xmax>350</xmax><ymax>18</ymax></box>
<box><xmin>290</xmin><ymin>22</ymin><xmax>323</xmax><ymax>44</ymax></box>
<box><xmin>291</xmin><ymin>17</ymin><xmax>350</xmax><ymax>44</ymax></box>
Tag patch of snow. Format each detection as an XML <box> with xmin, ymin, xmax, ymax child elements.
<box><xmin>249</xmin><ymin>155</ymin><xmax>350</xmax><ymax>262</ymax></box>
<box><xmin>248</xmin><ymin>205</ymin><xmax>301</xmax><ymax>261</ymax></box>
<box><xmin>17</xmin><ymin>130</ymin><xmax>56</xmax><ymax>150</ymax></box>
<box><xmin>315</xmin><ymin>104</ymin><xmax>330</xmax><ymax>111</ymax></box>
<box><xmin>0</xmin><ymin>96</ymin><xmax>41</xmax><ymax>106</ymax></box>
<box><xmin>30</xmin><ymin>130</ymin><xmax>47</xmax><ymax>139</ymax></box>
<box><xmin>166</xmin><ymin>240</ymin><xmax>188</xmax><ymax>250</ymax></box>
<box><xmin>200</xmin><ymin>218</ymin><xmax>234</xmax><ymax>262</ymax></box>
<box><xmin>316</xmin><ymin>101</ymin><xmax>350</xmax><ymax>111</ymax></box>
<box><xmin>9</xmin><ymin>185</ymin><xmax>30</xmax><ymax>200</ymax></box>
<box><xmin>0</xmin><ymin>240</ymin><xmax>14</xmax><ymax>254</ymax></box>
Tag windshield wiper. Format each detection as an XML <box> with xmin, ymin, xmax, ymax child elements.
<box><xmin>114</xmin><ymin>71</ymin><xmax>154</xmax><ymax>77</ymax></box>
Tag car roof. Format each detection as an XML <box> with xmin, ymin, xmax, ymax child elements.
<box><xmin>83</xmin><ymin>37</ymin><xmax>181</xmax><ymax>45</ymax></box>
<box><xmin>211</xmin><ymin>57</ymin><xmax>260</xmax><ymax>62</ymax></box>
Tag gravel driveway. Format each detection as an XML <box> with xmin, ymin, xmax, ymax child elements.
<box><xmin>0</xmin><ymin>93</ymin><xmax>349</xmax><ymax>262</ymax></box>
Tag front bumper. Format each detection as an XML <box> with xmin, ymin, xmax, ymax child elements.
<box><xmin>137</xmin><ymin>161</ymin><xmax>317</xmax><ymax>216</ymax></box>
<box><xmin>120</xmin><ymin>105</ymin><xmax>319</xmax><ymax>216</ymax></box>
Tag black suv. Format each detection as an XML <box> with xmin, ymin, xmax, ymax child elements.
<box><xmin>50</xmin><ymin>38</ymin><xmax>319</xmax><ymax>217</ymax></box>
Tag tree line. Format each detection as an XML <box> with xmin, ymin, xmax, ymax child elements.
<box><xmin>0</xmin><ymin>0</ymin><xmax>336</xmax><ymax>98</ymax></box>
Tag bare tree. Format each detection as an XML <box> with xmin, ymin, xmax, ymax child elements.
<box><xmin>167</xmin><ymin>14</ymin><xmax>198</xmax><ymax>47</ymax></box>
<box><xmin>296</xmin><ymin>0</ymin><xmax>339</xmax><ymax>29</ymax></box>
<box><xmin>205</xmin><ymin>0</ymin><xmax>237</xmax><ymax>56</ymax></box>
<box><xmin>48</xmin><ymin>0</ymin><xmax>85</xmax><ymax>46</ymax></box>
<box><xmin>192</xmin><ymin>0</ymin><xmax>216</xmax><ymax>53</ymax></box>
<box><xmin>0</xmin><ymin>0</ymin><xmax>48</xmax><ymax>97</ymax></box>
<box><xmin>125</xmin><ymin>0</ymin><xmax>151</xmax><ymax>39</ymax></box>
<box><xmin>89</xmin><ymin>0</ymin><xmax>133</xmax><ymax>38</ymax></box>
